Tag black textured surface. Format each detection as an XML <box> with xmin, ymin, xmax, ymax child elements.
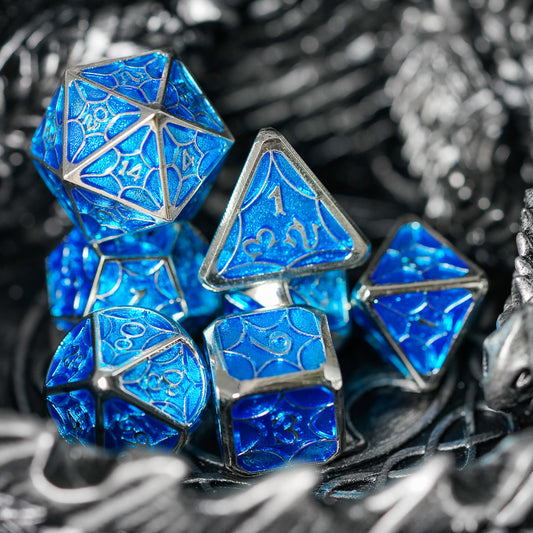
<box><xmin>1</xmin><ymin>0</ymin><xmax>532</xmax><ymax>530</ymax></box>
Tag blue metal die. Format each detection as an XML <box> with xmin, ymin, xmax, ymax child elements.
<box><xmin>204</xmin><ymin>306</ymin><xmax>343</xmax><ymax>474</ymax></box>
<box><xmin>31</xmin><ymin>50</ymin><xmax>233</xmax><ymax>244</ymax></box>
<box><xmin>351</xmin><ymin>217</ymin><xmax>488</xmax><ymax>390</ymax></box>
<box><xmin>224</xmin><ymin>270</ymin><xmax>351</xmax><ymax>348</ymax></box>
<box><xmin>45</xmin><ymin>307</ymin><xmax>209</xmax><ymax>451</ymax></box>
<box><xmin>46</xmin><ymin>222</ymin><xmax>220</xmax><ymax>333</ymax></box>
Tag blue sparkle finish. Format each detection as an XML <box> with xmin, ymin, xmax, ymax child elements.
<box><xmin>71</xmin><ymin>187</ymin><xmax>161</xmax><ymax>244</ymax></box>
<box><xmin>80</xmin><ymin>52</ymin><xmax>167</xmax><ymax>105</ymax></box>
<box><xmin>79</xmin><ymin>124</ymin><xmax>164</xmax><ymax>212</ymax></box>
<box><xmin>103</xmin><ymin>398</ymin><xmax>180</xmax><ymax>452</ymax></box>
<box><xmin>31</xmin><ymin>85</ymin><xmax>64</xmax><ymax>170</ymax></box>
<box><xmin>215</xmin><ymin>307</ymin><xmax>326</xmax><ymax>381</ymax></box>
<box><xmin>162</xmin><ymin>122</ymin><xmax>232</xmax><ymax>213</ymax></box>
<box><xmin>92</xmin><ymin>258</ymin><xmax>184</xmax><ymax>320</ymax></box>
<box><xmin>45</xmin><ymin>307</ymin><xmax>209</xmax><ymax>451</ymax></box>
<box><xmin>33</xmin><ymin>162</ymin><xmax>77</xmax><ymax>225</ymax></box>
<box><xmin>47</xmin><ymin>389</ymin><xmax>96</xmax><ymax>446</ymax></box>
<box><xmin>371</xmin><ymin>221</ymin><xmax>470</xmax><ymax>285</ymax></box>
<box><xmin>66</xmin><ymin>80</ymin><xmax>142</xmax><ymax>164</ymax></box>
<box><xmin>372</xmin><ymin>289</ymin><xmax>474</xmax><ymax>375</ymax></box>
<box><xmin>232</xmin><ymin>386</ymin><xmax>337</xmax><ymax>473</ymax></box>
<box><xmin>46</xmin><ymin>228</ymin><xmax>99</xmax><ymax>328</ymax></box>
<box><xmin>163</xmin><ymin>60</ymin><xmax>224</xmax><ymax>132</ymax></box>
<box><xmin>216</xmin><ymin>151</ymin><xmax>356</xmax><ymax>281</ymax></box>
<box><xmin>120</xmin><ymin>342</ymin><xmax>208</xmax><ymax>428</ymax></box>
<box><xmin>46</xmin><ymin>319</ymin><xmax>94</xmax><ymax>387</ymax></box>
<box><xmin>95</xmin><ymin>307</ymin><xmax>178</xmax><ymax>370</ymax></box>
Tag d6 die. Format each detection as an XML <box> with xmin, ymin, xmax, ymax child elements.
<box><xmin>204</xmin><ymin>305</ymin><xmax>344</xmax><ymax>474</ymax></box>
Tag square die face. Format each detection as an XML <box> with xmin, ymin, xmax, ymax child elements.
<box><xmin>231</xmin><ymin>385</ymin><xmax>338</xmax><ymax>473</ymax></box>
<box><xmin>214</xmin><ymin>307</ymin><xmax>327</xmax><ymax>381</ymax></box>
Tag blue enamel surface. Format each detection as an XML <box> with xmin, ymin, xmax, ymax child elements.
<box><xmin>214</xmin><ymin>307</ymin><xmax>326</xmax><ymax>381</ymax></box>
<box><xmin>371</xmin><ymin>221</ymin><xmax>470</xmax><ymax>285</ymax></box>
<box><xmin>92</xmin><ymin>258</ymin><xmax>185</xmax><ymax>320</ymax></box>
<box><xmin>99</xmin><ymin>222</ymin><xmax>175</xmax><ymax>256</ymax></box>
<box><xmin>46</xmin><ymin>228</ymin><xmax>99</xmax><ymax>327</ymax></box>
<box><xmin>232</xmin><ymin>386</ymin><xmax>337</xmax><ymax>473</ymax></box>
<box><xmin>163</xmin><ymin>60</ymin><xmax>224</xmax><ymax>132</ymax></box>
<box><xmin>95</xmin><ymin>307</ymin><xmax>178</xmax><ymax>370</ymax></box>
<box><xmin>71</xmin><ymin>186</ymin><xmax>161</xmax><ymax>243</ymax></box>
<box><xmin>79</xmin><ymin>124</ymin><xmax>164</xmax><ymax>212</ymax></box>
<box><xmin>47</xmin><ymin>389</ymin><xmax>96</xmax><ymax>446</ymax></box>
<box><xmin>33</xmin><ymin>161</ymin><xmax>78</xmax><ymax>227</ymax></box>
<box><xmin>162</xmin><ymin>122</ymin><xmax>232</xmax><ymax>214</ymax></box>
<box><xmin>103</xmin><ymin>397</ymin><xmax>180</xmax><ymax>452</ymax></box>
<box><xmin>66</xmin><ymin>80</ymin><xmax>142</xmax><ymax>164</ymax></box>
<box><xmin>81</xmin><ymin>52</ymin><xmax>167</xmax><ymax>105</ymax></box>
<box><xmin>372</xmin><ymin>288</ymin><xmax>473</xmax><ymax>375</ymax></box>
<box><xmin>216</xmin><ymin>151</ymin><xmax>355</xmax><ymax>281</ymax></box>
<box><xmin>46</xmin><ymin>318</ymin><xmax>94</xmax><ymax>387</ymax></box>
<box><xmin>31</xmin><ymin>85</ymin><xmax>64</xmax><ymax>170</ymax></box>
<box><xmin>120</xmin><ymin>341</ymin><xmax>208</xmax><ymax>428</ymax></box>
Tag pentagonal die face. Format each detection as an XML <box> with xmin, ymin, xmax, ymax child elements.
<box><xmin>351</xmin><ymin>217</ymin><xmax>488</xmax><ymax>389</ymax></box>
<box><xmin>204</xmin><ymin>306</ymin><xmax>343</xmax><ymax>474</ymax></box>
<box><xmin>46</xmin><ymin>222</ymin><xmax>221</xmax><ymax>332</ymax></box>
<box><xmin>45</xmin><ymin>307</ymin><xmax>209</xmax><ymax>452</ymax></box>
<box><xmin>31</xmin><ymin>50</ymin><xmax>233</xmax><ymax>244</ymax></box>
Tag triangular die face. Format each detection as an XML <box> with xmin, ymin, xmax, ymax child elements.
<box><xmin>202</xmin><ymin>129</ymin><xmax>370</xmax><ymax>289</ymax></box>
<box><xmin>370</xmin><ymin>220</ymin><xmax>470</xmax><ymax>285</ymax></box>
<box><xmin>163</xmin><ymin>60</ymin><xmax>224</xmax><ymax>132</ymax></box>
<box><xmin>77</xmin><ymin>123</ymin><xmax>165</xmax><ymax>213</ymax></box>
<box><xmin>162</xmin><ymin>122</ymin><xmax>232</xmax><ymax>212</ymax></box>
<box><xmin>65</xmin><ymin>79</ymin><xmax>143</xmax><ymax>165</ymax></box>
<box><xmin>80</xmin><ymin>51</ymin><xmax>168</xmax><ymax>105</ymax></box>
<box><xmin>372</xmin><ymin>288</ymin><xmax>474</xmax><ymax>376</ymax></box>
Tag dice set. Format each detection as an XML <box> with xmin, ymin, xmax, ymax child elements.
<box><xmin>34</xmin><ymin>51</ymin><xmax>488</xmax><ymax>474</ymax></box>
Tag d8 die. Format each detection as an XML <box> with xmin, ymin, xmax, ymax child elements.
<box><xmin>46</xmin><ymin>221</ymin><xmax>220</xmax><ymax>333</ymax></box>
<box><xmin>204</xmin><ymin>305</ymin><xmax>344</xmax><ymax>475</ymax></box>
<box><xmin>45</xmin><ymin>307</ymin><xmax>209</xmax><ymax>451</ymax></box>
<box><xmin>351</xmin><ymin>217</ymin><xmax>487</xmax><ymax>390</ymax></box>
<box><xmin>31</xmin><ymin>49</ymin><xmax>233</xmax><ymax>244</ymax></box>
<box><xmin>224</xmin><ymin>270</ymin><xmax>351</xmax><ymax>348</ymax></box>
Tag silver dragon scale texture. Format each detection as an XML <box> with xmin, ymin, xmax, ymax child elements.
<box><xmin>3</xmin><ymin>0</ymin><xmax>533</xmax><ymax>531</ymax></box>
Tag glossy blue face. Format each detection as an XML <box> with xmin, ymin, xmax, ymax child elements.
<box><xmin>232</xmin><ymin>386</ymin><xmax>338</xmax><ymax>473</ymax></box>
<box><xmin>46</xmin><ymin>222</ymin><xmax>220</xmax><ymax>333</ymax></box>
<box><xmin>214</xmin><ymin>307</ymin><xmax>327</xmax><ymax>381</ymax></box>
<box><xmin>45</xmin><ymin>307</ymin><xmax>209</xmax><ymax>451</ymax></box>
<box><xmin>215</xmin><ymin>150</ymin><xmax>357</xmax><ymax>282</ymax></box>
<box><xmin>31</xmin><ymin>51</ymin><xmax>233</xmax><ymax>244</ymax></box>
<box><xmin>224</xmin><ymin>270</ymin><xmax>350</xmax><ymax>339</ymax></box>
<box><xmin>371</xmin><ymin>221</ymin><xmax>469</xmax><ymax>285</ymax></box>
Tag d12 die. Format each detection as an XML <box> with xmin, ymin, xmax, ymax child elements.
<box><xmin>204</xmin><ymin>306</ymin><xmax>344</xmax><ymax>474</ymax></box>
<box><xmin>31</xmin><ymin>50</ymin><xmax>233</xmax><ymax>244</ymax></box>
<box><xmin>46</xmin><ymin>222</ymin><xmax>220</xmax><ymax>333</ymax></box>
<box><xmin>45</xmin><ymin>307</ymin><xmax>209</xmax><ymax>451</ymax></box>
<box><xmin>351</xmin><ymin>216</ymin><xmax>488</xmax><ymax>390</ymax></box>
<box><xmin>224</xmin><ymin>270</ymin><xmax>351</xmax><ymax>348</ymax></box>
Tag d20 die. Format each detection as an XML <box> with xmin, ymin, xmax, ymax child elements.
<box><xmin>204</xmin><ymin>306</ymin><xmax>344</xmax><ymax>475</ymax></box>
<box><xmin>351</xmin><ymin>216</ymin><xmax>488</xmax><ymax>390</ymax></box>
<box><xmin>46</xmin><ymin>222</ymin><xmax>220</xmax><ymax>333</ymax></box>
<box><xmin>224</xmin><ymin>271</ymin><xmax>351</xmax><ymax>348</ymax></box>
<box><xmin>45</xmin><ymin>307</ymin><xmax>209</xmax><ymax>451</ymax></box>
<box><xmin>31</xmin><ymin>50</ymin><xmax>233</xmax><ymax>244</ymax></box>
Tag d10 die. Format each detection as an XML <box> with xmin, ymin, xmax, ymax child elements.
<box><xmin>351</xmin><ymin>217</ymin><xmax>488</xmax><ymax>390</ymax></box>
<box><xmin>46</xmin><ymin>222</ymin><xmax>220</xmax><ymax>333</ymax></box>
<box><xmin>45</xmin><ymin>307</ymin><xmax>209</xmax><ymax>451</ymax></box>
<box><xmin>31</xmin><ymin>50</ymin><xmax>233</xmax><ymax>244</ymax></box>
<box><xmin>224</xmin><ymin>270</ymin><xmax>351</xmax><ymax>348</ymax></box>
<box><xmin>204</xmin><ymin>306</ymin><xmax>344</xmax><ymax>475</ymax></box>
